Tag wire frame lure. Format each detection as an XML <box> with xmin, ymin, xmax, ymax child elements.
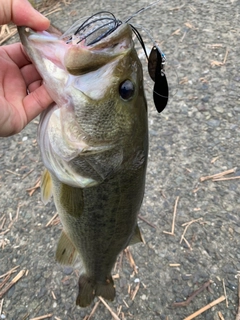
<box><xmin>61</xmin><ymin>3</ymin><xmax>169</xmax><ymax>113</ymax></box>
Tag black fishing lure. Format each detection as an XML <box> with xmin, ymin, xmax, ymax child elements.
<box><xmin>63</xmin><ymin>9</ymin><xmax>169</xmax><ymax>113</ymax></box>
<box><xmin>129</xmin><ymin>24</ymin><xmax>168</xmax><ymax>113</ymax></box>
<box><xmin>148</xmin><ymin>46</ymin><xmax>168</xmax><ymax>113</ymax></box>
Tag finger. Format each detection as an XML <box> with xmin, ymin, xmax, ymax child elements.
<box><xmin>12</xmin><ymin>0</ymin><xmax>50</xmax><ymax>31</ymax></box>
<box><xmin>23</xmin><ymin>84</ymin><xmax>54</xmax><ymax>122</ymax></box>
<box><xmin>20</xmin><ymin>64</ymin><xmax>42</xmax><ymax>87</ymax></box>
<box><xmin>1</xmin><ymin>43</ymin><xmax>31</xmax><ymax>69</ymax></box>
<box><xmin>28</xmin><ymin>80</ymin><xmax>43</xmax><ymax>93</ymax></box>
<box><xmin>0</xmin><ymin>0</ymin><xmax>50</xmax><ymax>30</ymax></box>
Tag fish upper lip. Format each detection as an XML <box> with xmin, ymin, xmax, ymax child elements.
<box><xmin>87</xmin><ymin>23</ymin><xmax>132</xmax><ymax>50</ymax></box>
<box><xmin>63</xmin><ymin>23</ymin><xmax>133</xmax><ymax>76</ymax></box>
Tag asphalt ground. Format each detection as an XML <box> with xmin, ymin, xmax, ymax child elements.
<box><xmin>0</xmin><ymin>0</ymin><xmax>240</xmax><ymax>319</ymax></box>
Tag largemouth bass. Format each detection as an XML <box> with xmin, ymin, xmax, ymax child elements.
<box><xmin>18</xmin><ymin>12</ymin><xmax>148</xmax><ymax>307</ymax></box>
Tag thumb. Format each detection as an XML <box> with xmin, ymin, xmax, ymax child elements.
<box><xmin>11</xmin><ymin>0</ymin><xmax>50</xmax><ymax>31</ymax></box>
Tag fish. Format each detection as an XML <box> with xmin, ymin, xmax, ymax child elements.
<box><xmin>18</xmin><ymin>11</ymin><xmax>148</xmax><ymax>307</ymax></box>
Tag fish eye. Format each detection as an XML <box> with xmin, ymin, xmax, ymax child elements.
<box><xmin>119</xmin><ymin>80</ymin><xmax>135</xmax><ymax>101</ymax></box>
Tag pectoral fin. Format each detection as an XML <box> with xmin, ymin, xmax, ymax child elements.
<box><xmin>128</xmin><ymin>225</ymin><xmax>144</xmax><ymax>246</ymax></box>
<box><xmin>41</xmin><ymin>169</ymin><xmax>53</xmax><ymax>205</ymax></box>
<box><xmin>55</xmin><ymin>230</ymin><xmax>78</xmax><ymax>265</ymax></box>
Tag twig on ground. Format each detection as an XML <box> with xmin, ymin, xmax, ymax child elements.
<box><xmin>99</xmin><ymin>297</ymin><xmax>120</xmax><ymax>320</ymax></box>
<box><xmin>51</xmin><ymin>291</ymin><xmax>56</xmax><ymax>300</ymax></box>
<box><xmin>223</xmin><ymin>48</ymin><xmax>229</xmax><ymax>64</ymax></box>
<box><xmin>182</xmin><ymin>236</ymin><xmax>193</xmax><ymax>250</ymax></box>
<box><xmin>210</xmin><ymin>48</ymin><xmax>229</xmax><ymax>67</ymax></box>
<box><xmin>213</xmin><ymin>176</ymin><xmax>240</xmax><ymax>181</ymax></box>
<box><xmin>0</xmin><ymin>298</ymin><xmax>3</xmax><ymax>315</ymax></box>
<box><xmin>87</xmin><ymin>300</ymin><xmax>100</xmax><ymax>320</ymax></box>
<box><xmin>0</xmin><ymin>215</ymin><xmax>6</xmax><ymax>230</ymax></box>
<box><xmin>26</xmin><ymin>177</ymin><xmax>41</xmax><ymax>196</ymax></box>
<box><xmin>200</xmin><ymin>168</ymin><xmax>236</xmax><ymax>182</ymax></box>
<box><xmin>7</xmin><ymin>203</ymin><xmax>22</xmax><ymax>230</ymax></box>
<box><xmin>30</xmin><ymin>315</ymin><xmax>53</xmax><ymax>320</ymax></box>
<box><xmin>184</xmin><ymin>295</ymin><xmax>225</xmax><ymax>320</ymax></box>
<box><xmin>180</xmin><ymin>218</ymin><xmax>203</xmax><ymax>244</ymax></box>
<box><xmin>211</xmin><ymin>156</ymin><xmax>220</xmax><ymax>164</ymax></box>
<box><xmin>0</xmin><ymin>265</ymin><xmax>19</xmax><ymax>279</ymax></box>
<box><xmin>218</xmin><ymin>311</ymin><xmax>225</xmax><ymax>320</ymax></box>
<box><xmin>173</xmin><ymin>280</ymin><xmax>212</xmax><ymax>307</ymax></box>
<box><xmin>0</xmin><ymin>274</ymin><xmax>11</xmax><ymax>291</ymax></box>
<box><xmin>45</xmin><ymin>213</ymin><xmax>59</xmax><ymax>227</ymax></box>
<box><xmin>5</xmin><ymin>169</ymin><xmax>21</xmax><ymax>176</ymax></box>
<box><xmin>117</xmin><ymin>305</ymin><xmax>122</xmax><ymax>316</ymax></box>
<box><xmin>163</xmin><ymin>196</ymin><xmax>179</xmax><ymax>235</ymax></box>
<box><xmin>138</xmin><ymin>215</ymin><xmax>156</xmax><ymax>229</ymax></box>
<box><xmin>236</xmin><ymin>276</ymin><xmax>240</xmax><ymax>320</ymax></box>
<box><xmin>125</xmin><ymin>248</ymin><xmax>138</xmax><ymax>274</ymax></box>
<box><xmin>131</xmin><ymin>282</ymin><xmax>140</xmax><ymax>300</ymax></box>
<box><xmin>123</xmin><ymin>299</ymin><xmax>129</xmax><ymax>308</ymax></box>
<box><xmin>22</xmin><ymin>169</ymin><xmax>34</xmax><ymax>180</ymax></box>
<box><xmin>222</xmin><ymin>278</ymin><xmax>228</xmax><ymax>308</ymax></box>
<box><xmin>0</xmin><ymin>270</ymin><xmax>25</xmax><ymax>299</ymax></box>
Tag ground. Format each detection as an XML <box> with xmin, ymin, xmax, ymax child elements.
<box><xmin>0</xmin><ymin>0</ymin><xmax>240</xmax><ymax>319</ymax></box>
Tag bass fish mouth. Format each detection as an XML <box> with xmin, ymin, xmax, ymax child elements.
<box><xmin>60</xmin><ymin>13</ymin><xmax>133</xmax><ymax>76</ymax></box>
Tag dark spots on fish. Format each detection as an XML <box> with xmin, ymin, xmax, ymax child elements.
<box><xmin>119</xmin><ymin>80</ymin><xmax>135</xmax><ymax>101</ymax></box>
<box><xmin>101</xmin><ymin>194</ymin><xmax>108</xmax><ymax>202</ymax></box>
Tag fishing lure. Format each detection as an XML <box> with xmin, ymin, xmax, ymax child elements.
<box><xmin>61</xmin><ymin>2</ymin><xmax>169</xmax><ymax>113</ymax></box>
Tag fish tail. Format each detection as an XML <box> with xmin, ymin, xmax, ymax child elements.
<box><xmin>95</xmin><ymin>276</ymin><xmax>115</xmax><ymax>301</ymax></box>
<box><xmin>76</xmin><ymin>274</ymin><xmax>95</xmax><ymax>307</ymax></box>
<box><xmin>76</xmin><ymin>274</ymin><xmax>115</xmax><ymax>307</ymax></box>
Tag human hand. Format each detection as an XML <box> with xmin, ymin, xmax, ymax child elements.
<box><xmin>0</xmin><ymin>0</ymin><xmax>53</xmax><ymax>136</ymax></box>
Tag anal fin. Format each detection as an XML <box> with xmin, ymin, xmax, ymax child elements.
<box><xmin>55</xmin><ymin>230</ymin><xmax>78</xmax><ymax>265</ymax></box>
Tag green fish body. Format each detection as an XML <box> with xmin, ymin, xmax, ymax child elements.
<box><xmin>18</xmin><ymin>15</ymin><xmax>148</xmax><ymax>307</ymax></box>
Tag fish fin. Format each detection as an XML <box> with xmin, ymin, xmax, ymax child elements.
<box><xmin>60</xmin><ymin>184</ymin><xmax>84</xmax><ymax>218</ymax></box>
<box><xmin>76</xmin><ymin>275</ymin><xmax>115</xmax><ymax>307</ymax></box>
<box><xmin>41</xmin><ymin>169</ymin><xmax>53</xmax><ymax>205</ymax></box>
<box><xmin>95</xmin><ymin>276</ymin><xmax>115</xmax><ymax>301</ymax></box>
<box><xmin>76</xmin><ymin>275</ymin><xmax>96</xmax><ymax>307</ymax></box>
<box><xmin>55</xmin><ymin>230</ymin><xmax>78</xmax><ymax>265</ymax></box>
<box><xmin>128</xmin><ymin>225</ymin><xmax>144</xmax><ymax>246</ymax></box>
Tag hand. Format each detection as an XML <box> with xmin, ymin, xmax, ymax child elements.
<box><xmin>0</xmin><ymin>0</ymin><xmax>53</xmax><ymax>136</ymax></box>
